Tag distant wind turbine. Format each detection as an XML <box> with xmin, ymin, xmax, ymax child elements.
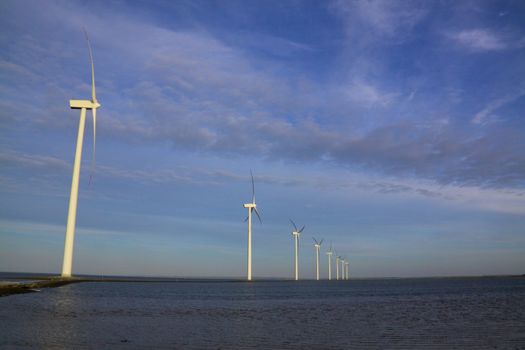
<box><xmin>312</xmin><ymin>237</ymin><xmax>323</xmax><ymax>281</ymax></box>
<box><xmin>326</xmin><ymin>242</ymin><xmax>333</xmax><ymax>280</ymax></box>
<box><xmin>290</xmin><ymin>219</ymin><xmax>305</xmax><ymax>281</ymax></box>
<box><xmin>345</xmin><ymin>260</ymin><xmax>350</xmax><ymax>280</ymax></box>
<box><xmin>243</xmin><ymin>171</ymin><xmax>261</xmax><ymax>281</ymax></box>
<box><xmin>61</xmin><ymin>30</ymin><xmax>100</xmax><ymax>278</ymax></box>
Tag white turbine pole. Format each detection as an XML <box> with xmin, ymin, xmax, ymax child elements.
<box><xmin>336</xmin><ymin>256</ymin><xmax>340</xmax><ymax>280</ymax></box>
<box><xmin>243</xmin><ymin>171</ymin><xmax>261</xmax><ymax>282</ymax></box>
<box><xmin>294</xmin><ymin>233</ymin><xmax>299</xmax><ymax>280</ymax></box>
<box><xmin>340</xmin><ymin>258</ymin><xmax>345</xmax><ymax>280</ymax></box>
<box><xmin>247</xmin><ymin>205</ymin><xmax>252</xmax><ymax>281</ymax></box>
<box><xmin>326</xmin><ymin>245</ymin><xmax>333</xmax><ymax>280</ymax></box>
<box><xmin>313</xmin><ymin>238</ymin><xmax>323</xmax><ymax>281</ymax></box>
<box><xmin>315</xmin><ymin>244</ymin><xmax>320</xmax><ymax>280</ymax></box>
<box><xmin>61</xmin><ymin>107</ymin><xmax>87</xmax><ymax>278</ymax></box>
<box><xmin>345</xmin><ymin>261</ymin><xmax>349</xmax><ymax>280</ymax></box>
<box><xmin>290</xmin><ymin>220</ymin><xmax>304</xmax><ymax>281</ymax></box>
<box><xmin>62</xmin><ymin>32</ymin><xmax>99</xmax><ymax>278</ymax></box>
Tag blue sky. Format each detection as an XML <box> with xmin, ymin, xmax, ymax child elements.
<box><xmin>1</xmin><ymin>0</ymin><xmax>524</xmax><ymax>278</ymax></box>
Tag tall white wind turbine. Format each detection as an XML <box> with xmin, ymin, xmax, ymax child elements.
<box><xmin>243</xmin><ymin>171</ymin><xmax>262</xmax><ymax>281</ymax></box>
<box><xmin>326</xmin><ymin>242</ymin><xmax>333</xmax><ymax>280</ymax></box>
<box><xmin>290</xmin><ymin>219</ymin><xmax>305</xmax><ymax>281</ymax></box>
<box><xmin>345</xmin><ymin>260</ymin><xmax>350</xmax><ymax>280</ymax></box>
<box><xmin>61</xmin><ymin>31</ymin><xmax>100</xmax><ymax>278</ymax></box>
<box><xmin>312</xmin><ymin>237</ymin><xmax>323</xmax><ymax>281</ymax></box>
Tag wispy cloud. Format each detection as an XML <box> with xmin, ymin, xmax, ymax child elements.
<box><xmin>472</xmin><ymin>90</ymin><xmax>525</xmax><ymax>125</ymax></box>
<box><xmin>334</xmin><ymin>0</ymin><xmax>427</xmax><ymax>38</ymax></box>
<box><xmin>3</xmin><ymin>148</ymin><xmax>525</xmax><ymax>215</ymax></box>
<box><xmin>0</xmin><ymin>150</ymin><xmax>69</xmax><ymax>170</ymax></box>
<box><xmin>449</xmin><ymin>29</ymin><xmax>507</xmax><ymax>51</ymax></box>
<box><xmin>346</xmin><ymin>80</ymin><xmax>399</xmax><ymax>107</ymax></box>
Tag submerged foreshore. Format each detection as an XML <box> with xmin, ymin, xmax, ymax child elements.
<box><xmin>0</xmin><ymin>275</ymin><xmax>249</xmax><ymax>297</ymax></box>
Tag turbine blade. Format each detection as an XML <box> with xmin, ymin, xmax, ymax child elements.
<box><xmin>254</xmin><ymin>207</ymin><xmax>262</xmax><ymax>224</ymax></box>
<box><xmin>312</xmin><ymin>237</ymin><xmax>318</xmax><ymax>245</ymax></box>
<box><xmin>319</xmin><ymin>239</ymin><xmax>324</xmax><ymax>246</ymax></box>
<box><xmin>250</xmin><ymin>170</ymin><xmax>255</xmax><ymax>204</ymax></box>
<box><xmin>299</xmin><ymin>225</ymin><xmax>305</xmax><ymax>233</ymax></box>
<box><xmin>289</xmin><ymin>219</ymin><xmax>298</xmax><ymax>231</ymax></box>
<box><xmin>83</xmin><ymin>28</ymin><xmax>97</xmax><ymax>103</ymax></box>
<box><xmin>244</xmin><ymin>216</ymin><xmax>249</xmax><ymax>222</ymax></box>
<box><xmin>88</xmin><ymin>107</ymin><xmax>96</xmax><ymax>186</ymax></box>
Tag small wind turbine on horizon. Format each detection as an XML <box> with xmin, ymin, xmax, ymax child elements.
<box><xmin>326</xmin><ymin>242</ymin><xmax>333</xmax><ymax>280</ymax></box>
<box><xmin>290</xmin><ymin>219</ymin><xmax>305</xmax><ymax>281</ymax></box>
<box><xmin>345</xmin><ymin>260</ymin><xmax>350</xmax><ymax>280</ymax></box>
<box><xmin>243</xmin><ymin>171</ymin><xmax>262</xmax><ymax>281</ymax></box>
<box><xmin>61</xmin><ymin>30</ymin><xmax>100</xmax><ymax>278</ymax></box>
<box><xmin>312</xmin><ymin>237</ymin><xmax>323</xmax><ymax>281</ymax></box>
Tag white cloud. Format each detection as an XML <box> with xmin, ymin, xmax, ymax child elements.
<box><xmin>450</xmin><ymin>29</ymin><xmax>506</xmax><ymax>51</ymax></box>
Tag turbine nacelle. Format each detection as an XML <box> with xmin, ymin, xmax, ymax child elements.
<box><xmin>313</xmin><ymin>237</ymin><xmax>323</xmax><ymax>249</ymax></box>
<box><xmin>243</xmin><ymin>203</ymin><xmax>256</xmax><ymax>209</ymax></box>
<box><xmin>289</xmin><ymin>219</ymin><xmax>305</xmax><ymax>237</ymax></box>
<box><xmin>70</xmin><ymin>99</ymin><xmax>100</xmax><ymax>109</ymax></box>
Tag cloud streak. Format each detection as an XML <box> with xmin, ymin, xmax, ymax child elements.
<box><xmin>449</xmin><ymin>29</ymin><xmax>507</xmax><ymax>51</ymax></box>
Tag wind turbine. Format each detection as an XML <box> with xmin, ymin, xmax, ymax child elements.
<box><xmin>326</xmin><ymin>242</ymin><xmax>333</xmax><ymax>280</ymax></box>
<box><xmin>312</xmin><ymin>237</ymin><xmax>323</xmax><ymax>281</ymax></box>
<box><xmin>61</xmin><ymin>31</ymin><xmax>100</xmax><ymax>278</ymax></box>
<box><xmin>345</xmin><ymin>260</ymin><xmax>350</xmax><ymax>280</ymax></box>
<box><xmin>243</xmin><ymin>171</ymin><xmax>261</xmax><ymax>281</ymax></box>
<box><xmin>340</xmin><ymin>257</ymin><xmax>345</xmax><ymax>280</ymax></box>
<box><xmin>290</xmin><ymin>219</ymin><xmax>305</xmax><ymax>281</ymax></box>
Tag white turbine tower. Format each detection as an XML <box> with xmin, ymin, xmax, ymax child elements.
<box><xmin>290</xmin><ymin>219</ymin><xmax>305</xmax><ymax>281</ymax></box>
<box><xmin>312</xmin><ymin>237</ymin><xmax>323</xmax><ymax>281</ymax></box>
<box><xmin>345</xmin><ymin>261</ymin><xmax>350</xmax><ymax>280</ymax></box>
<box><xmin>326</xmin><ymin>242</ymin><xmax>333</xmax><ymax>280</ymax></box>
<box><xmin>61</xmin><ymin>31</ymin><xmax>100</xmax><ymax>278</ymax></box>
<box><xmin>341</xmin><ymin>258</ymin><xmax>346</xmax><ymax>280</ymax></box>
<box><xmin>243</xmin><ymin>171</ymin><xmax>261</xmax><ymax>281</ymax></box>
<box><xmin>336</xmin><ymin>254</ymin><xmax>341</xmax><ymax>280</ymax></box>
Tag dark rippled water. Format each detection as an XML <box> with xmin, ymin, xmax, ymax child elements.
<box><xmin>1</xmin><ymin>277</ymin><xmax>524</xmax><ymax>349</ymax></box>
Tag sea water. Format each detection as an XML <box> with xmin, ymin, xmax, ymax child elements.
<box><xmin>1</xmin><ymin>277</ymin><xmax>524</xmax><ymax>349</ymax></box>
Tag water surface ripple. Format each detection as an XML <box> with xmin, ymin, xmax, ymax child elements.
<box><xmin>1</xmin><ymin>277</ymin><xmax>524</xmax><ymax>349</ymax></box>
